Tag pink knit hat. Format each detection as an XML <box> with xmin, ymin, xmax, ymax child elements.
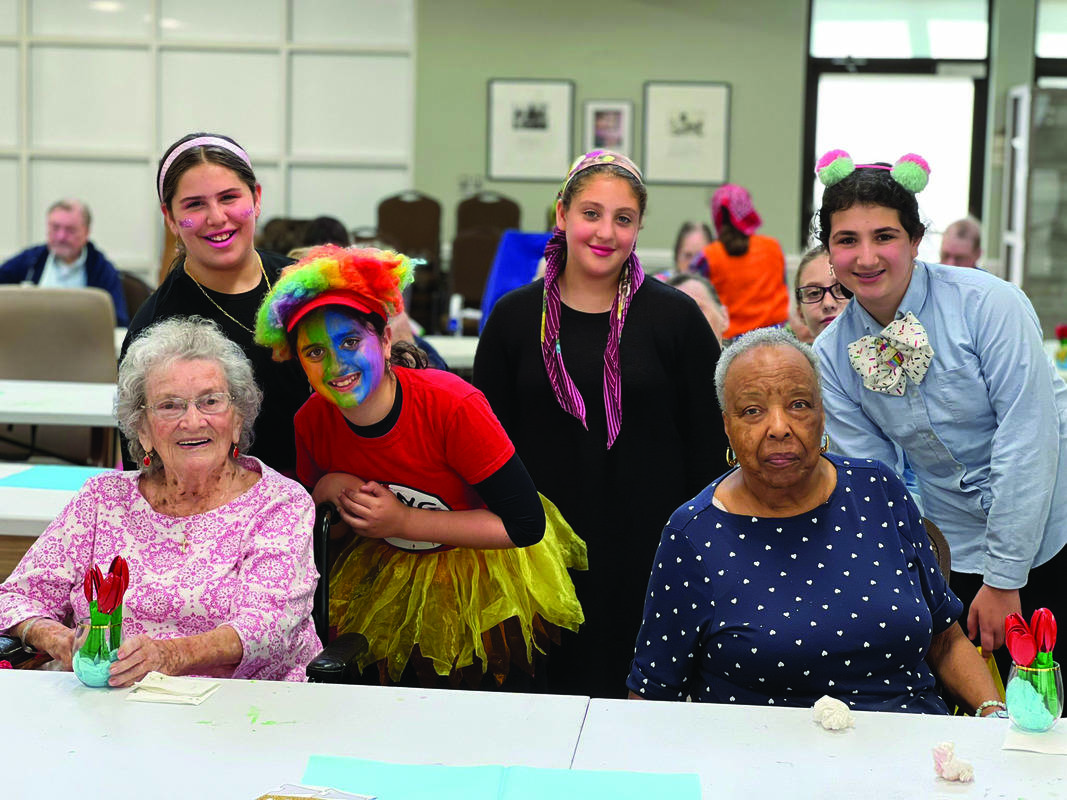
<box><xmin>711</xmin><ymin>184</ymin><xmax>762</xmax><ymax>236</ymax></box>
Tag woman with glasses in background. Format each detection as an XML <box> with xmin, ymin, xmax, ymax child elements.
<box><xmin>794</xmin><ymin>245</ymin><xmax>850</xmax><ymax>339</ymax></box>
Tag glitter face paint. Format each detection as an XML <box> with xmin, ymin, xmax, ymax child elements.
<box><xmin>295</xmin><ymin>308</ymin><xmax>386</xmax><ymax>409</ymax></box>
<box><xmin>179</xmin><ymin>218</ymin><xmax>195</xmax><ymax>228</ymax></box>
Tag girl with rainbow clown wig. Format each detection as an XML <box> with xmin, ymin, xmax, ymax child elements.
<box><xmin>255</xmin><ymin>245</ymin><xmax>585</xmax><ymax>689</ymax></box>
<box><xmin>811</xmin><ymin>149</ymin><xmax>1067</xmax><ymax>691</ymax></box>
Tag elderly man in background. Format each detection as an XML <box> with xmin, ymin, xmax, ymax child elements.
<box><xmin>0</xmin><ymin>198</ymin><xmax>128</xmax><ymax>325</ymax></box>
<box><xmin>939</xmin><ymin>217</ymin><xmax>982</xmax><ymax>268</ymax></box>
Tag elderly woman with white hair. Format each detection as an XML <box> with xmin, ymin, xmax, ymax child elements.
<box><xmin>627</xmin><ymin>328</ymin><xmax>1003</xmax><ymax>715</ymax></box>
<box><xmin>0</xmin><ymin>316</ymin><xmax>321</xmax><ymax>684</ymax></box>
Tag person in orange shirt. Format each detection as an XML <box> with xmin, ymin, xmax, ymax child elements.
<box><xmin>699</xmin><ymin>184</ymin><xmax>789</xmax><ymax>341</ymax></box>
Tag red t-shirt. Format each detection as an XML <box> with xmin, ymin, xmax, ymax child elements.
<box><xmin>295</xmin><ymin>367</ymin><xmax>514</xmax><ymax>512</ymax></box>
<box><xmin>703</xmin><ymin>234</ymin><xmax>789</xmax><ymax>339</ymax></box>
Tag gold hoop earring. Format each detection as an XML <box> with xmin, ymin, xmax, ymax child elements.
<box><xmin>820</xmin><ymin>434</ymin><xmax>830</xmax><ymax>454</ymax></box>
<box><xmin>726</xmin><ymin>446</ymin><xmax>738</xmax><ymax>467</ymax></box>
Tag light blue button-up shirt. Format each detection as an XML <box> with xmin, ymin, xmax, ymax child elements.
<box><xmin>814</xmin><ymin>260</ymin><xmax>1067</xmax><ymax>588</ymax></box>
<box><xmin>38</xmin><ymin>248</ymin><xmax>88</xmax><ymax>288</ymax></box>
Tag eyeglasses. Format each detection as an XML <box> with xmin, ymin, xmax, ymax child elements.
<box><xmin>795</xmin><ymin>283</ymin><xmax>849</xmax><ymax>304</ymax></box>
<box><xmin>143</xmin><ymin>392</ymin><xmax>233</xmax><ymax>420</ymax></box>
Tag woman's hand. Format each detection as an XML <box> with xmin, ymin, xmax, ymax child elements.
<box><xmin>29</xmin><ymin>620</ymin><xmax>74</xmax><ymax>670</ymax></box>
<box><xmin>108</xmin><ymin>635</ymin><xmax>180</xmax><ymax>687</ymax></box>
<box><xmin>339</xmin><ymin>482</ymin><xmax>411</xmax><ymax>540</ymax></box>
<box><xmin>966</xmin><ymin>585</ymin><xmax>1021</xmax><ymax>654</ymax></box>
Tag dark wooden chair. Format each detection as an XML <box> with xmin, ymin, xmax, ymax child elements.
<box><xmin>378</xmin><ymin>192</ymin><xmax>443</xmax><ymax>332</ymax></box>
<box><xmin>120</xmin><ymin>271</ymin><xmax>153</xmax><ymax>320</ymax></box>
<box><xmin>456</xmin><ymin>192</ymin><xmax>520</xmax><ymax>237</ymax></box>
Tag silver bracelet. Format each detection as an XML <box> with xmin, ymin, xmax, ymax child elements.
<box><xmin>975</xmin><ymin>699</ymin><xmax>1007</xmax><ymax>717</ymax></box>
<box><xmin>18</xmin><ymin>617</ymin><xmax>46</xmax><ymax>652</ymax></box>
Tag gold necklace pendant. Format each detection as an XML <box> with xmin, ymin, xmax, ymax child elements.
<box><xmin>185</xmin><ymin>253</ymin><xmax>272</xmax><ymax>335</ymax></box>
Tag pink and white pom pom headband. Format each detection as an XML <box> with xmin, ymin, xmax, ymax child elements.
<box><xmin>157</xmin><ymin>136</ymin><xmax>252</xmax><ymax>201</ymax></box>
<box><xmin>815</xmin><ymin>149</ymin><xmax>930</xmax><ymax>194</ymax></box>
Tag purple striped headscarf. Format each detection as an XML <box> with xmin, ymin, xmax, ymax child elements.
<box><xmin>540</xmin><ymin>150</ymin><xmax>645</xmax><ymax>450</ymax></box>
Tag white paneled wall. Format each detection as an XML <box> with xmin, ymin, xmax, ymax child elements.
<box><xmin>0</xmin><ymin>0</ymin><xmax>415</xmax><ymax>281</ymax></box>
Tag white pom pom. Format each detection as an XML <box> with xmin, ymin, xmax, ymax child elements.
<box><xmin>812</xmin><ymin>695</ymin><xmax>855</xmax><ymax>730</ymax></box>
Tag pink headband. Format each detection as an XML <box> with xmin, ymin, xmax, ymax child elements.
<box><xmin>559</xmin><ymin>149</ymin><xmax>643</xmax><ymax>197</ymax></box>
<box><xmin>157</xmin><ymin>136</ymin><xmax>252</xmax><ymax>201</ymax></box>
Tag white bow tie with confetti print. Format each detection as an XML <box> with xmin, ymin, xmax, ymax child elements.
<box><xmin>847</xmin><ymin>311</ymin><xmax>934</xmax><ymax>396</ymax></box>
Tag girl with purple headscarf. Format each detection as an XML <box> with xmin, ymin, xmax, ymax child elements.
<box><xmin>474</xmin><ymin>150</ymin><xmax>729</xmax><ymax>698</ymax></box>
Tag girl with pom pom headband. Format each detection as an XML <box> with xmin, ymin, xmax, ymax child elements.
<box><xmin>810</xmin><ymin>142</ymin><xmax>1067</xmax><ymax>681</ymax></box>
<box><xmin>255</xmin><ymin>244</ymin><xmax>414</xmax><ymax>361</ymax></box>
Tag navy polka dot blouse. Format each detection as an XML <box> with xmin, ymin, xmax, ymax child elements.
<box><xmin>627</xmin><ymin>454</ymin><xmax>962</xmax><ymax>713</ymax></box>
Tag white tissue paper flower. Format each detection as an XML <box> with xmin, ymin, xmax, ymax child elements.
<box><xmin>932</xmin><ymin>741</ymin><xmax>974</xmax><ymax>783</ymax></box>
<box><xmin>812</xmin><ymin>695</ymin><xmax>855</xmax><ymax>730</ymax></box>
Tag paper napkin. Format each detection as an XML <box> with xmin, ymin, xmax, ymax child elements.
<box><xmin>125</xmin><ymin>671</ymin><xmax>221</xmax><ymax>705</ymax></box>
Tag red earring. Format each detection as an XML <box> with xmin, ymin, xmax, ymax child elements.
<box><xmin>232</xmin><ymin>444</ymin><xmax>239</xmax><ymax>459</ymax></box>
<box><xmin>143</xmin><ymin>452</ymin><xmax>152</xmax><ymax>467</ymax></box>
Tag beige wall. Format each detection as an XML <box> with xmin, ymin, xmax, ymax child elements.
<box><xmin>414</xmin><ymin>0</ymin><xmax>810</xmax><ymax>255</ymax></box>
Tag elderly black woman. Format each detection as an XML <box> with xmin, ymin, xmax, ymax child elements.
<box><xmin>627</xmin><ymin>328</ymin><xmax>1003</xmax><ymax>715</ymax></box>
<box><xmin>0</xmin><ymin>316</ymin><xmax>321</xmax><ymax>685</ymax></box>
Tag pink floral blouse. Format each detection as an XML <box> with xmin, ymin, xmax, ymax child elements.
<box><xmin>0</xmin><ymin>457</ymin><xmax>322</xmax><ymax>681</ymax></box>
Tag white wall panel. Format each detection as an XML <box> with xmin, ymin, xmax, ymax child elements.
<box><xmin>290</xmin><ymin>53</ymin><xmax>411</xmax><ymax>159</ymax></box>
<box><xmin>30</xmin><ymin>46</ymin><xmax>152</xmax><ymax>152</ymax></box>
<box><xmin>159</xmin><ymin>0</ymin><xmax>284</xmax><ymax>42</ymax></box>
<box><xmin>159</xmin><ymin>50</ymin><xmax>283</xmax><ymax>156</ymax></box>
<box><xmin>291</xmin><ymin>0</ymin><xmax>413</xmax><ymax>47</ymax></box>
<box><xmin>252</xmin><ymin>163</ymin><xmax>283</xmax><ymax>227</ymax></box>
<box><xmin>289</xmin><ymin>165</ymin><xmax>409</xmax><ymax>231</ymax></box>
<box><xmin>0</xmin><ymin>0</ymin><xmax>17</xmax><ymax>36</ymax></box>
<box><xmin>31</xmin><ymin>0</ymin><xmax>152</xmax><ymax>38</ymax></box>
<box><xmin>0</xmin><ymin>159</ymin><xmax>20</xmax><ymax>258</ymax></box>
<box><xmin>0</xmin><ymin>46</ymin><xmax>18</xmax><ymax>147</ymax></box>
<box><xmin>31</xmin><ymin>159</ymin><xmax>155</xmax><ymax>267</ymax></box>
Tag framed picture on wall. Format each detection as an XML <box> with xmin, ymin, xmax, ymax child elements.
<box><xmin>643</xmin><ymin>81</ymin><xmax>730</xmax><ymax>184</ymax></box>
<box><xmin>583</xmin><ymin>99</ymin><xmax>634</xmax><ymax>156</ymax></box>
<box><xmin>487</xmin><ymin>78</ymin><xmax>574</xmax><ymax>181</ymax></box>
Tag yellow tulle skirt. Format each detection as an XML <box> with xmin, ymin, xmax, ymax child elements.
<box><xmin>329</xmin><ymin>494</ymin><xmax>587</xmax><ymax>684</ymax></box>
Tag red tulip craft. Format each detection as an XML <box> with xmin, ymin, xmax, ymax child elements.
<box><xmin>1029</xmin><ymin>608</ymin><xmax>1057</xmax><ymax>669</ymax></box>
<box><xmin>1004</xmin><ymin>608</ymin><xmax>1060</xmax><ymax>731</ymax></box>
<box><xmin>1005</xmin><ymin>612</ymin><xmax>1038</xmax><ymax>667</ymax></box>
<box><xmin>77</xmin><ymin>556</ymin><xmax>130</xmax><ymax>665</ymax></box>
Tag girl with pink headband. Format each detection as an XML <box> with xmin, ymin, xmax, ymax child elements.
<box><xmin>119</xmin><ymin>132</ymin><xmax>308</xmax><ymax>476</ymax></box>
<box><xmin>474</xmin><ymin>150</ymin><xmax>728</xmax><ymax>698</ymax></box>
<box><xmin>812</xmin><ymin>150</ymin><xmax>1067</xmax><ymax>694</ymax></box>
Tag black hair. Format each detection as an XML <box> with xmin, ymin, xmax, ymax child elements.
<box><xmin>303</xmin><ymin>216</ymin><xmax>351</xmax><ymax>247</ymax></box>
<box><xmin>815</xmin><ymin>164</ymin><xmax>926</xmax><ymax>248</ymax></box>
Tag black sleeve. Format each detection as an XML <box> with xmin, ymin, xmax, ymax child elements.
<box><xmin>674</xmin><ymin>292</ymin><xmax>730</xmax><ymax>495</ymax></box>
<box><xmin>472</xmin><ymin>292</ymin><xmax>519</xmax><ymax>433</ymax></box>
<box><xmin>472</xmin><ymin>452</ymin><xmax>545</xmax><ymax>548</ymax></box>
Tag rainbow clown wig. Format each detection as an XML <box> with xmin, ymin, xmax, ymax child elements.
<box><xmin>255</xmin><ymin>244</ymin><xmax>414</xmax><ymax>361</ymax></box>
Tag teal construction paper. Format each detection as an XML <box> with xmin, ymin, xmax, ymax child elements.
<box><xmin>0</xmin><ymin>464</ymin><xmax>109</xmax><ymax>490</ymax></box>
<box><xmin>303</xmin><ymin>756</ymin><xmax>504</xmax><ymax>800</ymax></box>
<box><xmin>302</xmin><ymin>755</ymin><xmax>701</xmax><ymax>800</ymax></box>
<box><xmin>502</xmin><ymin>765</ymin><xmax>701</xmax><ymax>799</ymax></box>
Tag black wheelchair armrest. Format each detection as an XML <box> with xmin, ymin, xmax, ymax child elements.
<box><xmin>0</xmin><ymin>634</ymin><xmax>50</xmax><ymax>669</ymax></box>
<box><xmin>305</xmin><ymin>632</ymin><xmax>368</xmax><ymax>684</ymax></box>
